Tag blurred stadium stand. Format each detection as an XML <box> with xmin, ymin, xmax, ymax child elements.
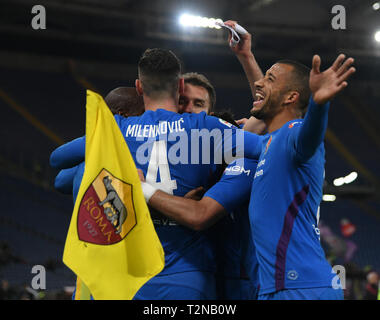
<box><xmin>0</xmin><ymin>0</ymin><xmax>379</xmax><ymax>299</ymax></box>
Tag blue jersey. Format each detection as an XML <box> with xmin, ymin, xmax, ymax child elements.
<box><xmin>50</xmin><ymin>109</ymin><xmax>262</xmax><ymax>275</ymax></box>
<box><xmin>204</xmin><ymin>158</ymin><xmax>259</xmax><ymax>298</ymax></box>
<box><xmin>249</xmin><ymin>98</ymin><xmax>335</xmax><ymax>294</ymax></box>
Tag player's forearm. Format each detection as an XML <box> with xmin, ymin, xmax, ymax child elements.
<box><xmin>236</xmin><ymin>52</ymin><xmax>264</xmax><ymax>98</ymax></box>
<box><xmin>148</xmin><ymin>190</ymin><xmax>210</xmax><ymax>231</ymax></box>
<box><xmin>296</xmin><ymin>96</ymin><xmax>330</xmax><ymax>161</ymax></box>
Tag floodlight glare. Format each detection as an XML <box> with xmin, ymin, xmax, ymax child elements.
<box><xmin>179</xmin><ymin>14</ymin><xmax>192</xmax><ymax>26</ymax></box>
<box><xmin>375</xmin><ymin>30</ymin><xmax>380</xmax><ymax>43</ymax></box>
<box><xmin>179</xmin><ymin>14</ymin><xmax>223</xmax><ymax>29</ymax></box>
<box><xmin>333</xmin><ymin>177</ymin><xmax>345</xmax><ymax>187</ymax></box>
<box><xmin>333</xmin><ymin>171</ymin><xmax>358</xmax><ymax>186</ymax></box>
<box><xmin>344</xmin><ymin>171</ymin><xmax>358</xmax><ymax>184</ymax></box>
<box><xmin>373</xmin><ymin>2</ymin><xmax>380</xmax><ymax>10</ymax></box>
<box><xmin>323</xmin><ymin>194</ymin><xmax>336</xmax><ymax>202</ymax></box>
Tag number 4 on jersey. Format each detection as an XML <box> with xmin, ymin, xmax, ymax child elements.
<box><xmin>146</xmin><ymin>140</ymin><xmax>177</xmax><ymax>194</ymax></box>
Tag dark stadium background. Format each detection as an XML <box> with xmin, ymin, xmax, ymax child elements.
<box><xmin>0</xmin><ymin>0</ymin><xmax>379</xmax><ymax>300</ymax></box>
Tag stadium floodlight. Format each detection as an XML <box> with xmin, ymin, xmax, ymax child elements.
<box><xmin>343</xmin><ymin>171</ymin><xmax>358</xmax><ymax>184</ymax></box>
<box><xmin>179</xmin><ymin>14</ymin><xmax>223</xmax><ymax>29</ymax></box>
<box><xmin>333</xmin><ymin>171</ymin><xmax>358</xmax><ymax>186</ymax></box>
<box><xmin>375</xmin><ymin>30</ymin><xmax>380</xmax><ymax>43</ymax></box>
<box><xmin>323</xmin><ymin>194</ymin><xmax>336</xmax><ymax>202</ymax></box>
<box><xmin>373</xmin><ymin>2</ymin><xmax>380</xmax><ymax>10</ymax></box>
<box><xmin>333</xmin><ymin>177</ymin><xmax>345</xmax><ymax>187</ymax></box>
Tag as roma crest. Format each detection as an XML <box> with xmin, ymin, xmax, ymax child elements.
<box><xmin>77</xmin><ymin>168</ymin><xmax>137</xmax><ymax>245</ymax></box>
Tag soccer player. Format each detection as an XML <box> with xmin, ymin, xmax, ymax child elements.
<box><xmin>53</xmin><ymin>86</ymin><xmax>144</xmax><ymax>197</ymax></box>
<box><xmin>222</xmin><ymin>22</ymin><xmax>355</xmax><ymax>299</ymax></box>
<box><xmin>50</xmin><ymin>48</ymin><xmax>264</xmax><ymax>300</ymax></box>
<box><xmin>140</xmin><ymin>52</ymin><xmax>356</xmax><ymax>300</ymax></box>
<box><xmin>176</xmin><ymin>35</ymin><xmax>265</xmax><ymax>299</ymax></box>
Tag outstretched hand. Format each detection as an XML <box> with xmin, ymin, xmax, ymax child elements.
<box><xmin>310</xmin><ymin>54</ymin><xmax>355</xmax><ymax>105</ymax></box>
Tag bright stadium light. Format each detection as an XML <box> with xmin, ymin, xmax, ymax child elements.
<box><xmin>323</xmin><ymin>194</ymin><xmax>336</xmax><ymax>202</ymax></box>
<box><xmin>344</xmin><ymin>171</ymin><xmax>358</xmax><ymax>184</ymax></box>
<box><xmin>333</xmin><ymin>171</ymin><xmax>358</xmax><ymax>186</ymax></box>
<box><xmin>375</xmin><ymin>30</ymin><xmax>380</xmax><ymax>43</ymax></box>
<box><xmin>373</xmin><ymin>2</ymin><xmax>380</xmax><ymax>10</ymax></box>
<box><xmin>179</xmin><ymin>14</ymin><xmax>223</xmax><ymax>29</ymax></box>
<box><xmin>333</xmin><ymin>177</ymin><xmax>345</xmax><ymax>186</ymax></box>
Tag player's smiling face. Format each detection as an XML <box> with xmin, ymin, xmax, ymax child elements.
<box><xmin>179</xmin><ymin>84</ymin><xmax>210</xmax><ymax>114</ymax></box>
<box><xmin>251</xmin><ymin>63</ymin><xmax>292</xmax><ymax>120</ymax></box>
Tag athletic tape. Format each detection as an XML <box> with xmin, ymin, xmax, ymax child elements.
<box><xmin>215</xmin><ymin>21</ymin><xmax>248</xmax><ymax>47</ymax></box>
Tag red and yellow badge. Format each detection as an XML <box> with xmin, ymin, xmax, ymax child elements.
<box><xmin>264</xmin><ymin>135</ymin><xmax>273</xmax><ymax>154</ymax></box>
<box><xmin>77</xmin><ymin>168</ymin><xmax>137</xmax><ymax>245</ymax></box>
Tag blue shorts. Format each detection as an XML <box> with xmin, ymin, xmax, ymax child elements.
<box><xmin>258</xmin><ymin>287</ymin><xmax>344</xmax><ymax>300</ymax></box>
<box><xmin>133</xmin><ymin>271</ymin><xmax>216</xmax><ymax>300</ymax></box>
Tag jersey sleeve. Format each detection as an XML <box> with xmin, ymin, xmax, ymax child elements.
<box><xmin>204</xmin><ymin>158</ymin><xmax>257</xmax><ymax>213</ymax></box>
<box><xmin>49</xmin><ymin>136</ymin><xmax>85</xmax><ymax>169</ymax></box>
<box><xmin>288</xmin><ymin>96</ymin><xmax>330</xmax><ymax>163</ymax></box>
<box><xmin>202</xmin><ymin>114</ymin><xmax>263</xmax><ymax>161</ymax></box>
<box><xmin>54</xmin><ymin>166</ymin><xmax>78</xmax><ymax>194</ymax></box>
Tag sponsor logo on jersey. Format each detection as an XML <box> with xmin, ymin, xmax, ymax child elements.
<box><xmin>224</xmin><ymin>165</ymin><xmax>251</xmax><ymax>176</ymax></box>
<box><xmin>288</xmin><ymin>121</ymin><xmax>301</xmax><ymax>129</ymax></box>
<box><xmin>218</xmin><ymin>118</ymin><xmax>234</xmax><ymax>128</ymax></box>
<box><xmin>77</xmin><ymin>168</ymin><xmax>137</xmax><ymax>245</ymax></box>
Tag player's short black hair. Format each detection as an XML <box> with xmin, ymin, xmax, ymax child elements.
<box><xmin>105</xmin><ymin>87</ymin><xmax>144</xmax><ymax>117</ymax></box>
<box><xmin>183</xmin><ymin>72</ymin><xmax>216</xmax><ymax>113</ymax></box>
<box><xmin>276</xmin><ymin>59</ymin><xmax>311</xmax><ymax>117</ymax></box>
<box><xmin>138</xmin><ymin>48</ymin><xmax>182</xmax><ymax>99</ymax></box>
<box><xmin>210</xmin><ymin>110</ymin><xmax>238</xmax><ymax>128</ymax></box>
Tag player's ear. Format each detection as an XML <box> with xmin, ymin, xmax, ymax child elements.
<box><xmin>178</xmin><ymin>77</ymin><xmax>185</xmax><ymax>95</ymax></box>
<box><xmin>135</xmin><ymin>79</ymin><xmax>143</xmax><ymax>96</ymax></box>
<box><xmin>284</xmin><ymin>91</ymin><xmax>299</xmax><ymax>106</ymax></box>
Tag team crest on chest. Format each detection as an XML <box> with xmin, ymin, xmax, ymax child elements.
<box><xmin>77</xmin><ymin>168</ymin><xmax>137</xmax><ymax>245</ymax></box>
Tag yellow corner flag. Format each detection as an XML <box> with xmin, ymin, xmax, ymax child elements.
<box><xmin>63</xmin><ymin>90</ymin><xmax>165</xmax><ymax>300</ymax></box>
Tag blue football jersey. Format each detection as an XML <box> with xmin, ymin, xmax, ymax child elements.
<box><xmin>204</xmin><ymin>158</ymin><xmax>259</xmax><ymax>295</ymax></box>
<box><xmin>50</xmin><ymin>109</ymin><xmax>263</xmax><ymax>275</ymax></box>
<box><xmin>249</xmin><ymin>99</ymin><xmax>335</xmax><ymax>294</ymax></box>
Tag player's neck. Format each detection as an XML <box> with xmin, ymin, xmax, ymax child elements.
<box><xmin>266</xmin><ymin>111</ymin><xmax>298</xmax><ymax>133</ymax></box>
<box><xmin>143</xmin><ymin>95</ymin><xmax>179</xmax><ymax>113</ymax></box>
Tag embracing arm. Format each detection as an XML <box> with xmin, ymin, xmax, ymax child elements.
<box><xmin>49</xmin><ymin>136</ymin><xmax>85</xmax><ymax>169</ymax></box>
<box><xmin>54</xmin><ymin>166</ymin><xmax>78</xmax><ymax>194</ymax></box>
<box><xmin>147</xmin><ymin>190</ymin><xmax>227</xmax><ymax>231</ymax></box>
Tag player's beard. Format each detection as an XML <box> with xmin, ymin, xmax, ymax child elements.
<box><xmin>251</xmin><ymin>99</ymin><xmax>275</xmax><ymax>120</ymax></box>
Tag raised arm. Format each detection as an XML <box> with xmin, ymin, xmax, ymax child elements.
<box><xmin>295</xmin><ymin>54</ymin><xmax>355</xmax><ymax>162</ymax></box>
<box><xmin>224</xmin><ymin>20</ymin><xmax>264</xmax><ymax>98</ymax></box>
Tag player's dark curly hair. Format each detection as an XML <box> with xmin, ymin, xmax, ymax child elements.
<box><xmin>138</xmin><ymin>48</ymin><xmax>182</xmax><ymax>99</ymax></box>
